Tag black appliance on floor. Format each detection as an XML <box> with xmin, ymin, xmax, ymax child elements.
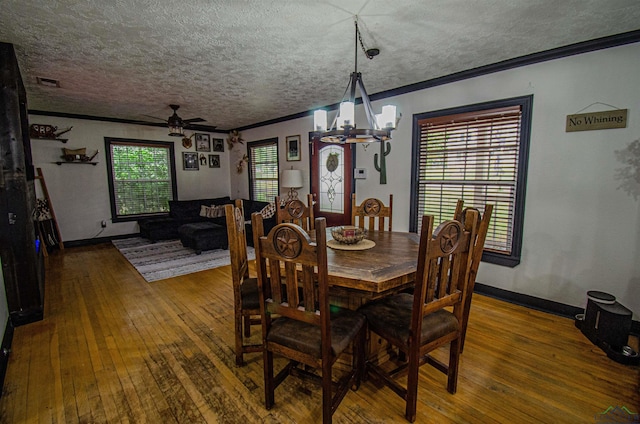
<box><xmin>575</xmin><ymin>291</ymin><xmax>639</xmax><ymax>366</ymax></box>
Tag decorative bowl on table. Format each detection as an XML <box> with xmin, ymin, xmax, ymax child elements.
<box><xmin>331</xmin><ymin>226</ymin><xmax>367</xmax><ymax>245</ymax></box>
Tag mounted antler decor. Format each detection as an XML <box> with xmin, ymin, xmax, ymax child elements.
<box><xmin>181</xmin><ymin>133</ymin><xmax>194</xmax><ymax>149</ymax></box>
<box><xmin>236</xmin><ymin>154</ymin><xmax>248</xmax><ymax>174</ymax></box>
<box><xmin>226</xmin><ymin>130</ymin><xmax>244</xmax><ymax>150</ymax></box>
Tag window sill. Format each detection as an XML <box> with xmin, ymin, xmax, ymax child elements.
<box><xmin>482</xmin><ymin>251</ymin><xmax>520</xmax><ymax>268</ymax></box>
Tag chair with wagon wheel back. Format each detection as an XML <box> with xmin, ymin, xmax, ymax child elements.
<box><xmin>358</xmin><ymin>209</ymin><xmax>479</xmax><ymax>422</ymax></box>
<box><xmin>275</xmin><ymin>193</ymin><xmax>315</xmax><ymax>232</ymax></box>
<box><xmin>351</xmin><ymin>194</ymin><xmax>393</xmax><ymax>231</ymax></box>
<box><xmin>251</xmin><ymin>213</ymin><xmax>366</xmax><ymax>424</ymax></box>
<box><xmin>224</xmin><ymin>201</ymin><xmax>261</xmax><ymax>366</ymax></box>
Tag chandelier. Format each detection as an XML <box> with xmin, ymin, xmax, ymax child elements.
<box><xmin>313</xmin><ymin>18</ymin><xmax>397</xmax><ymax>144</ymax></box>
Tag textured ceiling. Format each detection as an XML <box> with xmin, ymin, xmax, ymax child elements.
<box><xmin>2</xmin><ymin>0</ymin><xmax>640</xmax><ymax>131</ymax></box>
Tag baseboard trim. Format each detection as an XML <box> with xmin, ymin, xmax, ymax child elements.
<box><xmin>63</xmin><ymin>233</ymin><xmax>141</xmax><ymax>248</ymax></box>
<box><xmin>474</xmin><ymin>282</ymin><xmax>640</xmax><ymax>335</ymax></box>
<box><xmin>0</xmin><ymin>321</ymin><xmax>14</xmax><ymax>398</ymax></box>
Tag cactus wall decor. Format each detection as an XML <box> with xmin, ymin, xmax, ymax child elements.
<box><xmin>374</xmin><ymin>140</ymin><xmax>391</xmax><ymax>184</ymax></box>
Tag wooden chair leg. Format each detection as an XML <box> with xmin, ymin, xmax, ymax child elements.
<box><xmin>235</xmin><ymin>312</ymin><xmax>244</xmax><ymax>366</ymax></box>
<box><xmin>322</xmin><ymin>360</ymin><xmax>332</xmax><ymax>424</ymax></box>
<box><xmin>447</xmin><ymin>339</ymin><xmax>461</xmax><ymax>394</ymax></box>
<box><xmin>264</xmin><ymin>350</ymin><xmax>275</xmax><ymax>410</ymax></box>
<box><xmin>405</xmin><ymin>350</ymin><xmax>420</xmax><ymax>423</ymax></box>
<box><xmin>353</xmin><ymin>326</ymin><xmax>365</xmax><ymax>390</ymax></box>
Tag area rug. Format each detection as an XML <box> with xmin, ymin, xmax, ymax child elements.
<box><xmin>112</xmin><ymin>237</ymin><xmax>254</xmax><ymax>282</ymax></box>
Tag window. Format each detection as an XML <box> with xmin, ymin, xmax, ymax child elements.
<box><xmin>105</xmin><ymin>137</ymin><xmax>177</xmax><ymax>222</ymax></box>
<box><xmin>248</xmin><ymin>138</ymin><xmax>279</xmax><ymax>202</ymax></box>
<box><xmin>410</xmin><ymin>96</ymin><xmax>532</xmax><ymax>267</ymax></box>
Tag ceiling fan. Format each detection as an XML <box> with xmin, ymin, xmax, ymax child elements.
<box><xmin>142</xmin><ymin>104</ymin><xmax>216</xmax><ymax>136</ymax></box>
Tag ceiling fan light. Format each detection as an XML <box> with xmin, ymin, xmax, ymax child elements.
<box><xmin>167</xmin><ymin>107</ymin><xmax>184</xmax><ymax>136</ymax></box>
<box><xmin>168</xmin><ymin>119</ymin><xmax>184</xmax><ymax>136</ymax></box>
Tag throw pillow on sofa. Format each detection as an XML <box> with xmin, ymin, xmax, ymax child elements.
<box><xmin>260</xmin><ymin>202</ymin><xmax>277</xmax><ymax>219</ymax></box>
<box><xmin>200</xmin><ymin>205</ymin><xmax>226</xmax><ymax>219</ymax></box>
<box><xmin>209</xmin><ymin>205</ymin><xmax>225</xmax><ymax>218</ymax></box>
<box><xmin>199</xmin><ymin>205</ymin><xmax>211</xmax><ymax>218</ymax></box>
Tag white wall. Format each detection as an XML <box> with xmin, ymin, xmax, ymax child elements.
<box><xmin>30</xmin><ymin>42</ymin><xmax>639</xmax><ymax>318</ymax></box>
<box><xmin>228</xmin><ymin>122</ymin><xmax>312</xmax><ymax>203</ymax></box>
<box><xmin>235</xmin><ymin>42</ymin><xmax>640</xmax><ymax>317</ymax></box>
<box><xmin>29</xmin><ymin>119</ymin><xmax>231</xmax><ymax>242</ymax></box>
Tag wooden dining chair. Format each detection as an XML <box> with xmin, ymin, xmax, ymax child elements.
<box><xmin>358</xmin><ymin>210</ymin><xmax>478</xmax><ymax>423</ymax></box>
<box><xmin>453</xmin><ymin>200</ymin><xmax>493</xmax><ymax>352</ymax></box>
<box><xmin>251</xmin><ymin>213</ymin><xmax>366</xmax><ymax>424</ymax></box>
<box><xmin>351</xmin><ymin>193</ymin><xmax>393</xmax><ymax>231</ymax></box>
<box><xmin>275</xmin><ymin>193</ymin><xmax>315</xmax><ymax>232</ymax></box>
<box><xmin>224</xmin><ymin>200</ymin><xmax>262</xmax><ymax>366</ymax></box>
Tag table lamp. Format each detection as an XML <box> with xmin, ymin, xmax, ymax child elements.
<box><xmin>281</xmin><ymin>169</ymin><xmax>303</xmax><ymax>201</ymax></box>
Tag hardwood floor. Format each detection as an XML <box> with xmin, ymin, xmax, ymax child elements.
<box><xmin>0</xmin><ymin>243</ymin><xmax>638</xmax><ymax>423</ymax></box>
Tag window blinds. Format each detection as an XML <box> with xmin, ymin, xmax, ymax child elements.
<box><xmin>110</xmin><ymin>143</ymin><xmax>173</xmax><ymax>217</ymax></box>
<box><xmin>416</xmin><ymin>106</ymin><xmax>522</xmax><ymax>254</ymax></box>
<box><xmin>249</xmin><ymin>141</ymin><xmax>279</xmax><ymax>202</ymax></box>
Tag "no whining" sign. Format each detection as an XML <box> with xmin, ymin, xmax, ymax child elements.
<box><xmin>566</xmin><ymin>109</ymin><xmax>628</xmax><ymax>132</ymax></box>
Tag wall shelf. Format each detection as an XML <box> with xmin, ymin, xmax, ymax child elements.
<box><xmin>55</xmin><ymin>161</ymin><xmax>98</xmax><ymax>166</ymax></box>
<box><xmin>32</xmin><ymin>137</ymin><xmax>68</xmax><ymax>143</ymax></box>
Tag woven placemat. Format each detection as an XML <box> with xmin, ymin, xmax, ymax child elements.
<box><xmin>327</xmin><ymin>239</ymin><xmax>376</xmax><ymax>251</ymax></box>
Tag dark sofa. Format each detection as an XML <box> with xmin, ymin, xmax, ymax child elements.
<box><xmin>138</xmin><ymin>196</ymin><xmax>276</xmax><ymax>249</ymax></box>
<box><xmin>138</xmin><ymin>196</ymin><xmax>232</xmax><ymax>242</ymax></box>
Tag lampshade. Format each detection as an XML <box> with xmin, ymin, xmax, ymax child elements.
<box><xmin>281</xmin><ymin>169</ymin><xmax>303</xmax><ymax>188</ymax></box>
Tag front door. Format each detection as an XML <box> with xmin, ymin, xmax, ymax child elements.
<box><xmin>310</xmin><ymin>134</ymin><xmax>354</xmax><ymax>227</ymax></box>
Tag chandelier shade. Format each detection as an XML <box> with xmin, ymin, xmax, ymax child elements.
<box><xmin>313</xmin><ymin>18</ymin><xmax>397</xmax><ymax>144</ymax></box>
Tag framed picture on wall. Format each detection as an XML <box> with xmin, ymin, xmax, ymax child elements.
<box><xmin>286</xmin><ymin>135</ymin><xmax>301</xmax><ymax>161</ymax></box>
<box><xmin>212</xmin><ymin>138</ymin><xmax>224</xmax><ymax>152</ymax></box>
<box><xmin>183</xmin><ymin>152</ymin><xmax>199</xmax><ymax>170</ymax></box>
<box><xmin>209</xmin><ymin>154</ymin><xmax>220</xmax><ymax>168</ymax></box>
<box><xmin>195</xmin><ymin>133</ymin><xmax>211</xmax><ymax>152</ymax></box>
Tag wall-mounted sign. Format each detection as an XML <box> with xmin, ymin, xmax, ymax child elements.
<box><xmin>566</xmin><ymin>109</ymin><xmax>628</xmax><ymax>132</ymax></box>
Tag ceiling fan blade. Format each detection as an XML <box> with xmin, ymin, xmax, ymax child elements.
<box><xmin>141</xmin><ymin>114</ymin><xmax>167</xmax><ymax>122</ymax></box>
<box><xmin>183</xmin><ymin>117</ymin><xmax>206</xmax><ymax>123</ymax></box>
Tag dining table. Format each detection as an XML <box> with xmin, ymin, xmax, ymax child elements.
<box><xmin>316</xmin><ymin>228</ymin><xmax>422</xmax><ymax>308</ymax></box>
<box><xmin>311</xmin><ymin>227</ymin><xmax>422</xmax><ymax>361</ymax></box>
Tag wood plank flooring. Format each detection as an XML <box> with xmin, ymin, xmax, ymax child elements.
<box><xmin>0</xmin><ymin>243</ymin><xmax>638</xmax><ymax>423</ymax></box>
